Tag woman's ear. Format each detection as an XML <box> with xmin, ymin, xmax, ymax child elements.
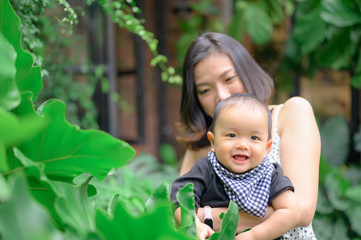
<box><xmin>207</xmin><ymin>131</ymin><xmax>215</xmax><ymax>151</ymax></box>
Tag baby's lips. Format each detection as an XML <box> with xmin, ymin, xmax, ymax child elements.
<box><xmin>233</xmin><ymin>154</ymin><xmax>248</xmax><ymax>161</ymax></box>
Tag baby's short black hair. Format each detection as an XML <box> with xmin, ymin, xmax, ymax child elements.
<box><xmin>209</xmin><ymin>93</ymin><xmax>272</xmax><ymax>140</ymax></box>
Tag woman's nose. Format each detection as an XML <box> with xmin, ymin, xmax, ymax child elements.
<box><xmin>216</xmin><ymin>87</ymin><xmax>231</xmax><ymax>103</ymax></box>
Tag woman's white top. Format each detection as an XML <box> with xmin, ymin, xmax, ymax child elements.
<box><xmin>268</xmin><ymin>105</ymin><xmax>317</xmax><ymax>240</ymax></box>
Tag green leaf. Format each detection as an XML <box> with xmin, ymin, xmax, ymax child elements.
<box><xmin>209</xmin><ymin>201</ymin><xmax>239</xmax><ymax>240</ymax></box>
<box><xmin>292</xmin><ymin>8</ymin><xmax>326</xmax><ymax>54</ymax></box>
<box><xmin>354</xmin><ymin>125</ymin><xmax>361</xmax><ymax>152</ymax></box>
<box><xmin>316</xmin><ymin>190</ymin><xmax>334</xmax><ymax>214</ymax></box>
<box><xmin>54</xmin><ymin>180</ymin><xmax>96</xmax><ymax>238</ymax></box>
<box><xmin>0</xmin><ymin>0</ymin><xmax>42</xmax><ymax>100</ymax></box>
<box><xmin>0</xmin><ymin>173</ymin><xmax>62</xmax><ymax>240</ymax></box>
<box><xmin>345</xmin><ymin>184</ymin><xmax>361</xmax><ymax>203</ymax></box>
<box><xmin>177</xmin><ymin>183</ymin><xmax>196</xmax><ymax>234</ymax></box>
<box><xmin>315</xmin><ymin>28</ymin><xmax>356</xmax><ymax>69</ymax></box>
<box><xmin>267</xmin><ymin>0</ymin><xmax>286</xmax><ymax>25</ymax></box>
<box><xmin>244</xmin><ymin>3</ymin><xmax>273</xmax><ymax>44</ymax></box>
<box><xmin>351</xmin><ymin>74</ymin><xmax>361</xmax><ymax>89</ymax></box>
<box><xmin>320</xmin><ymin>115</ymin><xmax>349</xmax><ymax>166</ymax></box>
<box><xmin>13</xmin><ymin>147</ymin><xmax>65</xmax><ymax>230</ymax></box>
<box><xmin>0</xmin><ymin>172</ymin><xmax>11</xmax><ymax>201</ymax></box>
<box><xmin>96</xmin><ymin>201</ymin><xmax>193</xmax><ymax>240</ymax></box>
<box><xmin>355</xmin><ymin>48</ymin><xmax>361</xmax><ymax>74</ymax></box>
<box><xmin>227</xmin><ymin>1</ymin><xmax>247</xmax><ymax>41</ymax></box>
<box><xmin>0</xmin><ymin>93</ymin><xmax>45</xmax><ymax>147</ymax></box>
<box><xmin>160</xmin><ymin>143</ymin><xmax>178</xmax><ymax>166</ymax></box>
<box><xmin>145</xmin><ymin>181</ymin><xmax>171</xmax><ymax>213</ymax></box>
<box><xmin>321</xmin><ymin>0</ymin><xmax>361</xmax><ymax>27</ymax></box>
<box><xmin>312</xmin><ymin>216</ymin><xmax>334</xmax><ymax>240</ymax></box>
<box><xmin>107</xmin><ymin>193</ymin><xmax>119</xmax><ymax>217</ymax></box>
<box><xmin>324</xmin><ymin>173</ymin><xmax>350</xmax><ymax>211</ymax></box>
<box><xmin>0</xmin><ymin>142</ymin><xmax>8</xmax><ymax>173</ymax></box>
<box><xmin>0</xmin><ymin>32</ymin><xmax>20</xmax><ymax>111</ymax></box>
<box><xmin>10</xmin><ymin>99</ymin><xmax>135</xmax><ymax>182</ymax></box>
<box><xmin>345</xmin><ymin>203</ymin><xmax>361</xmax><ymax>235</ymax></box>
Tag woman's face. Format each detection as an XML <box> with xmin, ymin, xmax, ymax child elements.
<box><xmin>194</xmin><ymin>53</ymin><xmax>246</xmax><ymax>117</ymax></box>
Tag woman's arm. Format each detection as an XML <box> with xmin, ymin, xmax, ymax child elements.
<box><xmin>196</xmin><ymin>206</ymin><xmax>274</xmax><ymax>233</ymax></box>
<box><xmin>277</xmin><ymin>97</ymin><xmax>321</xmax><ymax>226</ymax></box>
<box><xmin>236</xmin><ymin>190</ymin><xmax>300</xmax><ymax>240</ymax></box>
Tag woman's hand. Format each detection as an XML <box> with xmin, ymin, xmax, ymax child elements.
<box><xmin>235</xmin><ymin>231</ymin><xmax>255</xmax><ymax>240</ymax></box>
<box><xmin>196</xmin><ymin>206</ymin><xmax>274</xmax><ymax>233</ymax></box>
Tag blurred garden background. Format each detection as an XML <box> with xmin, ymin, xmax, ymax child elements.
<box><xmin>1</xmin><ymin>0</ymin><xmax>361</xmax><ymax>239</ymax></box>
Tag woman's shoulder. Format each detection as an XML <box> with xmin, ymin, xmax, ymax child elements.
<box><xmin>277</xmin><ymin>97</ymin><xmax>316</xmax><ymax>135</ymax></box>
<box><xmin>280</xmin><ymin>96</ymin><xmax>314</xmax><ymax>117</ymax></box>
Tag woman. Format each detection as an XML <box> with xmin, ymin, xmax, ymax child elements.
<box><xmin>176</xmin><ymin>32</ymin><xmax>320</xmax><ymax>239</ymax></box>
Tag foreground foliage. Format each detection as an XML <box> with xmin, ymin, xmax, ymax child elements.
<box><xmin>0</xmin><ymin>1</ymin><xmax>238</xmax><ymax>239</ymax></box>
<box><xmin>2</xmin><ymin>0</ymin><xmax>361</xmax><ymax>239</ymax></box>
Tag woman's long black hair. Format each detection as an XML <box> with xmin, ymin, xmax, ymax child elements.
<box><xmin>177</xmin><ymin>32</ymin><xmax>274</xmax><ymax>150</ymax></box>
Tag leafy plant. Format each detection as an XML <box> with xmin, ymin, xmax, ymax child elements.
<box><xmin>1</xmin><ymin>3</ymin><xmax>239</xmax><ymax>239</ymax></box>
<box><xmin>175</xmin><ymin>0</ymin><xmax>294</xmax><ymax>68</ymax></box>
<box><xmin>11</xmin><ymin>0</ymin><xmax>182</xmax><ymax>130</ymax></box>
<box><xmin>285</xmin><ymin>0</ymin><xmax>361</xmax><ymax>89</ymax></box>
<box><xmin>314</xmin><ymin>115</ymin><xmax>361</xmax><ymax>239</ymax></box>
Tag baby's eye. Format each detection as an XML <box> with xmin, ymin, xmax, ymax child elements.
<box><xmin>251</xmin><ymin>136</ymin><xmax>259</xmax><ymax>141</ymax></box>
<box><xmin>227</xmin><ymin>133</ymin><xmax>236</xmax><ymax>138</ymax></box>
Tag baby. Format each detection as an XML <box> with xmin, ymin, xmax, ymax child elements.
<box><xmin>171</xmin><ymin>93</ymin><xmax>300</xmax><ymax>240</ymax></box>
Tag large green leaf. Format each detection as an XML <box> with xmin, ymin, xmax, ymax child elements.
<box><xmin>0</xmin><ymin>173</ymin><xmax>63</xmax><ymax>240</ymax></box>
<box><xmin>345</xmin><ymin>184</ymin><xmax>361</xmax><ymax>203</ymax></box>
<box><xmin>13</xmin><ymin>147</ymin><xmax>65</xmax><ymax>230</ymax></box>
<box><xmin>0</xmin><ymin>93</ymin><xmax>45</xmax><ymax>147</ymax></box>
<box><xmin>244</xmin><ymin>3</ymin><xmax>272</xmax><ymax>44</ymax></box>
<box><xmin>313</xmin><ymin>215</ymin><xmax>349</xmax><ymax>240</ymax></box>
<box><xmin>315</xmin><ymin>28</ymin><xmax>356</xmax><ymax>69</ymax></box>
<box><xmin>96</xmin><ymin>201</ymin><xmax>193</xmax><ymax>240</ymax></box>
<box><xmin>345</xmin><ymin>204</ymin><xmax>361</xmax><ymax>235</ymax></box>
<box><xmin>209</xmin><ymin>201</ymin><xmax>239</xmax><ymax>240</ymax></box>
<box><xmin>0</xmin><ymin>171</ymin><xmax>11</xmax><ymax>201</ymax></box>
<box><xmin>320</xmin><ymin>115</ymin><xmax>349</xmax><ymax>166</ymax></box>
<box><xmin>0</xmin><ymin>0</ymin><xmax>42</xmax><ymax>100</ymax></box>
<box><xmin>145</xmin><ymin>181</ymin><xmax>171</xmax><ymax>213</ymax></box>
<box><xmin>0</xmin><ymin>32</ymin><xmax>20</xmax><ymax>111</ymax></box>
<box><xmin>321</xmin><ymin>0</ymin><xmax>361</xmax><ymax>27</ymax></box>
<box><xmin>227</xmin><ymin>1</ymin><xmax>247</xmax><ymax>41</ymax></box>
<box><xmin>54</xmin><ymin>179</ymin><xmax>97</xmax><ymax>238</ymax></box>
<box><xmin>292</xmin><ymin>8</ymin><xmax>326</xmax><ymax>54</ymax></box>
<box><xmin>351</xmin><ymin>73</ymin><xmax>361</xmax><ymax>89</ymax></box>
<box><xmin>177</xmin><ymin>182</ymin><xmax>196</xmax><ymax>235</ymax></box>
<box><xmin>0</xmin><ymin>92</ymin><xmax>44</xmax><ymax>172</ymax></box>
<box><xmin>9</xmin><ymin>99</ymin><xmax>135</xmax><ymax>182</ymax></box>
<box><xmin>324</xmin><ymin>172</ymin><xmax>350</xmax><ymax>211</ymax></box>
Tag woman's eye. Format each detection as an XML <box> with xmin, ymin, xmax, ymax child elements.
<box><xmin>225</xmin><ymin>75</ymin><xmax>237</xmax><ymax>82</ymax></box>
<box><xmin>197</xmin><ymin>88</ymin><xmax>210</xmax><ymax>95</ymax></box>
<box><xmin>251</xmin><ymin>136</ymin><xmax>259</xmax><ymax>140</ymax></box>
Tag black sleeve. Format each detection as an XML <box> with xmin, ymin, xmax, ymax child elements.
<box><xmin>268</xmin><ymin>163</ymin><xmax>295</xmax><ymax>205</ymax></box>
<box><xmin>170</xmin><ymin>157</ymin><xmax>211</xmax><ymax>209</ymax></box>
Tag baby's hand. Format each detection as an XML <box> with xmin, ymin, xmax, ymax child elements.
<box><xmin>196</xmin><ymin>221</ymin><xmax>214</xmax><ymax>240</ymax></box>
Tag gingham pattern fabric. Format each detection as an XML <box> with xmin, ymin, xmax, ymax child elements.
<box><xmin>208</xmin><ymin>151</ymin><xmax>274</xmax><ymax>217</ymax></box>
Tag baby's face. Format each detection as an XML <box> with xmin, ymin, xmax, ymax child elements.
<box><xmin>208</xmin><ymin>106</ymin><xmax>272</xmax><ymax>174</ymax></box>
